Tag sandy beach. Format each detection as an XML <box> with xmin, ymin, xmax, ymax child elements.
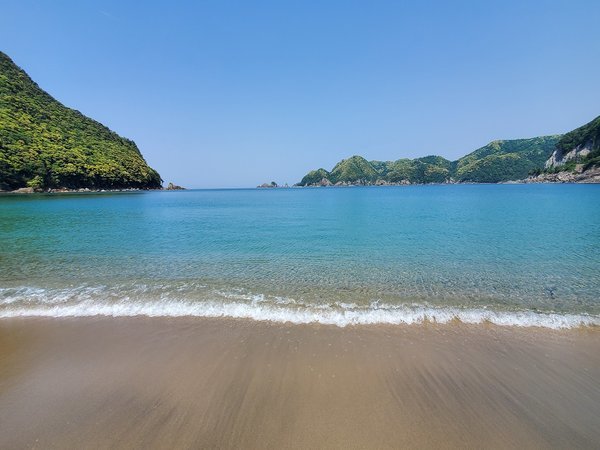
<box><xmin>0</xmin><ymin>318</ymin><xmax>598</xmax><ymax>449</ymax></box>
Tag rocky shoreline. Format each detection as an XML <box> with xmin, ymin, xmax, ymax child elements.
<box><xmin>296</xmin><ymin>167</ymin><xmax>600</xmax><ymax>187</ymax></box>
<box><xmin>0</xmin><ymin>187</ymin><xmax>160</xmax><ymax>195</ymax></box>
<box><xmin>522</xmin><ymin>165</ymin><xmax>600</xmax><ymax>184</ymax></box>
<box><xmin>1</xmin><ymin>182</ymin><xmax>187</xmax><ymax>194</ymax></box>
<box><xmin>299</xmin><ymin>178</ymin><xmax>423</xmax><ymax>187</ymax></box>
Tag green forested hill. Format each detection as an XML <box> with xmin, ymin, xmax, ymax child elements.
<box><xmin>384</xmin><ymin>156</ymin><xmax>454</xmax><ymax>184</ymax></box>
<box><xmin>0</xmin><ymin>52</ymin><xmax>162</xmax><ymax>191</ymax></box>
<box><xmin>297</xmin><ymin>135</ymin><xmax>561</xmax><ymax>185</ymax></box>
<box><xmin>555</xmin><ymin>116</ymin><xmax>600</xmax><ymax>155</ymax></box>
<box><xmin>329</xmin><ymin>156</ymin><xmax>379</xmax><ymax>183</ymax></box>
<box><xmin>299</xmin><ymin>168</ymin><xmax>331</xmax><ymax>186</ymax></box>
<box><xmin>455</xmin><ymin>136</ymin><xmax>559</xmax><ymax>182</ymax></box>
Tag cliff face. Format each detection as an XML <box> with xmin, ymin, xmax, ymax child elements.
<box><xmin>0</xmin><ymin>52</ymin><xmax>162</xmax><ymax>191</ymax></box>
<box><xmin>544</xmin><ymin>116</ymin><xmax>600</xmax><ymax>171</ymax></box>
<box><xmin>545</xmin><ymin>143</ymin><xmax>593</xmax><ymax>168</ymax></box>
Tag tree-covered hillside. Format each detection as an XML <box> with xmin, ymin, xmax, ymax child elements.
<box><xmin>455</xmin><ymin>136</ymin><xmax>559</xmax><ymax>182</ymax></box>
<box><xmin>0</xmin><ymin>51</ymin><xmax>162</xmax><ymax>191</ymax></box>
<box><xmin>297</xmin><ymin>135</ymin><xmax>561</xmax><ymax>185</ymax></box>
<box><xmin>299</xmin><ymin>168</ymin><xmax>330</xmax><ymax>186</ymax></box>
<box><xmin>555</xmin><ymin>116</ymin><xmax>600</xmax><ymax>156</ymax></box>
<box><xmin>385</xmin><ymin>156</ymin><xmax>454</xmax><ymax>184</ymax></box>
<box><xmin>329</xmin><ymin>156</ymin><xmax>379</xmax><ymax>184</ymax></box>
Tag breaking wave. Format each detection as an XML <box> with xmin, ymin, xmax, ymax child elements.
<box><xmin>0</xmin><ymin>286</ymin><xmax>598</xmax><ymax>329</ymax></box>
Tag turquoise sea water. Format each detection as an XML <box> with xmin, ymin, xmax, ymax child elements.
<box><xmin>1</xmin><ymin>185</ymin><xmax>599</xmax><ymax>328</ymax></box>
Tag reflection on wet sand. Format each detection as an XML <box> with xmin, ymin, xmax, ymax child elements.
<box><xmin>0</xmin><ymin>318</ymin><xmax>598</xmax><ymax>449</ymax></box>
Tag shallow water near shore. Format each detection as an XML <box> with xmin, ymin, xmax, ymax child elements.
<box><xmin>1</xmin><ymin>184</ymin><xmax>599</xmax><ymax>327</ymax></box>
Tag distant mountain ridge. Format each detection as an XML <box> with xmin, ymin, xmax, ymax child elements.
<box><xmin>298</xmin><ymin>135</ymin><xmax>561</xmax><ymax>186</ymax></box>
<box><xmin>298</xmin><ymin>116</ymin><xmax>600</xmax><ymax>186</ymax></box>
<box><xmin>0</xmin><ymin>51</ymin><xmax>162</xmax><ymax>191</ymax></box>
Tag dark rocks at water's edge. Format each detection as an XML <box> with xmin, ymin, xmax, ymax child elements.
<box><xmin>319</xmin><ymin>178</ymin><xmax>420</xmax><ymax>187</ymax></box>
<box><xmin>298</xmin><ymin>177</ymin><xmax>454</xmax><ymax>187</ymax></box>
<box><xmin>523</xmin><ymin>165</ymin><xmax>600</xmax><ymax>184</ymax></box>
<box><xmin>2</xmin><ymin>182</ymin><xmax>187</xmax><ymax>194</ymax></box>
<box><xmin>297</xmin><ymin>170</ymin><xmax>600</xmax><ymax>187</ymax></box>
<box><xmin>1</xmin><ymin>182</ymin><xmax>185</xmax><ymax>194</ymax></box>
<box><xmin>166</xmin><ymin>182</ymin><xmax>186</xmax><ymax>190</ymax></box>
<box><xmin>1</xmin><ymin>186</ymin><xmax>162</xmax><ymax>194</ymax></box>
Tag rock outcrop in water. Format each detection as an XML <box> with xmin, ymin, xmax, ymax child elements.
<box><xmin>166</xmin><ymin>182</ymin><xmax>186</xmax><ymax>190</ymax></box>
<box><xmin>257</xmin><ymin>182</ymin><xmax>278</xmax><ymax>188</ymax></box>
<box><xmin>0</xmin><ymin>51</ymin><xmax>162</xmax><ymax>192</ymax></box>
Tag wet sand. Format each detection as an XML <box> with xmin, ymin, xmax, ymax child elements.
<box><xmin>0</xmin><ymin>318</ymin><xmax>598</xmax><ymax>449</ymax></box>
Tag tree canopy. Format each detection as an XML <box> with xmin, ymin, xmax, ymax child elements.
<box><xmin>0</xmin><ymin>51</ymin><xmax>162</xmax><ymax>191</ymax></box>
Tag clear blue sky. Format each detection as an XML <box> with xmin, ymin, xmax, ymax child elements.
<box><xmin>2</xmin><ymin>1</ymin><xmax>599</xmax><ymax>188</ymax></box>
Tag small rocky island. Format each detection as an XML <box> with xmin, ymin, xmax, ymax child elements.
<box><xmin>257</xmin><ymin>182</ymin><xmax>278</xmax><ymax>188</ymax></box>
<box><xmin>257</xmin><ymin>182</ymin><xmax>289</xmax><ymax>188</ymax></box>
<box><xmin>166</xmin><ymin>182</ymin><xmax>186</xmax><ymax>190</ymax></box>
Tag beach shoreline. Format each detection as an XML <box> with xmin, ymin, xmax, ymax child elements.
<box><xmin>1</xmin><ymin>317</ymin><xmax>598</xmax><ymax>449</ymax></box>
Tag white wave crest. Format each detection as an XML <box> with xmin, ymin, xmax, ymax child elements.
<box><xmin>0</xmin><ymin>293</ymin><xmax>598</xmax><ymax>329</ymax></box>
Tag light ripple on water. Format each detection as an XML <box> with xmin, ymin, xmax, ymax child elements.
<box><xmin>1</xmin><ymin>185</ymin><xmax>599</xmax><ymax>327</ymax></box>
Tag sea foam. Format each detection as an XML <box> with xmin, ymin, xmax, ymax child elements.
<box><xmin>0</xmin><ymin>286</ymin><xmax>598</xmax><ymax>329</ymax></box>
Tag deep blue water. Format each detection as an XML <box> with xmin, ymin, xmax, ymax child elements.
<box><xmin>1</xmin><ymin>185</ymin><xmax>599</xmax><ymax>327</ymax></box>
